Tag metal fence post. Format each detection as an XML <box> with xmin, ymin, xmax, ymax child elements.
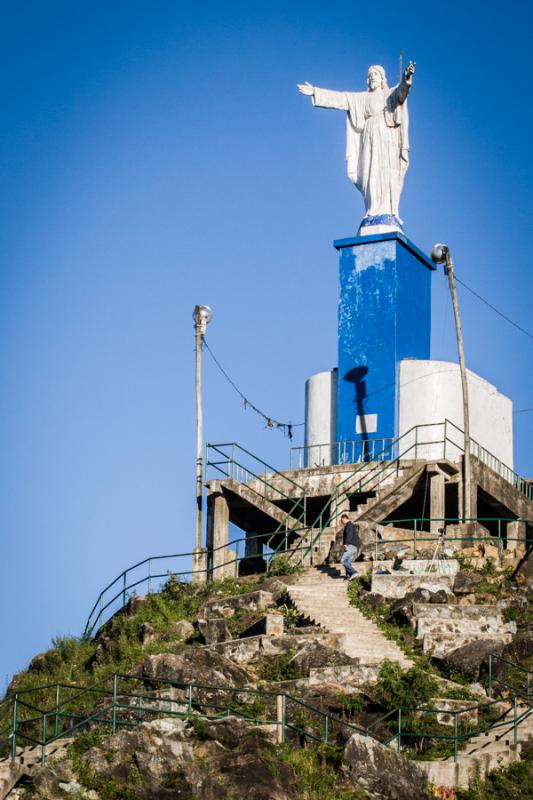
<box><xmin>276</xmin><ymin>695</ymin><xmax>285</xmax><ymax>744</ymax></box>
<box><xmin>112</xmin><ymin>674</ymin><xmax>118</xmax><ymax>733</ymax></box>
<box><xmin>527</xmin><ymin>671</ymin><xmax>530</xmax><ymax>707</ymax></box>
<box><xmin>397</xmin><ymin>708</ymin><xmax>401</xmax><ymax>753</ymax></box>
<box><xmin>454</xmin><ymin>712</ymin><xmax>458</xmax><ymax>762</ymax></box>
<box><xmin>413</xmin><ymin>520</ymin><xmax>417</xmax><ymax>558</ymax></box>
<box><xmin>11</xmin><ymin>694</ymin><xmax>18</xmax><ymax>760</ymax></box>
<box><xmin>54</xmin><ymin>684</ymin><xmax>60</xmax><ymax>738</ymax></box>
<box><xmin>41</xmin><ymin>712</ymin><xmax>47</xmax><ymax>766</ymax></box>
<box><xmin>188</xmin><ymin>684</ymin><xmax>193</xmax><ymax>714</ymax></box>
<box><xmin>488</xmin><ymin>655</ymin><xmax>493</xmax><ymax>697</ymax></box>
<box><xmin>514</xmin><ymin>696</ymin><xmax>518</xmax><ymax>745</ymax></box>
<box><xmin>324</xmin><ymin>714</ymin><xmax>329</xmax><ymax>744</ymax></box>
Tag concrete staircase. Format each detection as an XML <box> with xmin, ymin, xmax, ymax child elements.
<box><xmin>419</xmin><ymin>702</ymin><xmax>533</xmax><ymax>788</ymax></box>
<box><xmin>354</xmin><ymin>463</ymin><xmax>426</xmax><ymax>522</ymax></box>
<box><xmin>287</xmin><ymin>566</ymin><xmax>412</xmax><ymax>669</ymax></box>
<box><xmin>0</xmin><ymin>738</ymin><xmax>73</xmax><ymax>799</ymax></box>
<box><xmin>224</xmin><ymin>479</ymin><xmax>303</xmax><ymax>532</ymax></box>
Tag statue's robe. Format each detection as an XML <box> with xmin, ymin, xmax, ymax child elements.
<box><xmin>312</xmin><ymin>84</ymin><xmax>410</xmax><ymax>218</ymax></box>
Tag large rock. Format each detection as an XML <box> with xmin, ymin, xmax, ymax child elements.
<box><xmin>287</xmin><ymin>641</ymin><xmax>357</xmax><ymax>676</ymax></box>
<box><xmin>139</xmin><ymin>649</ymin><xmax>253</xmax><ymax>692</ymax></box>
<box><xmin>198</xmin><ymin>616</ymin><xmax>232</xmax><ymax>644</ymax></box>
<box><xmin>503</xmin><ymin>628</ymin><xmax>533</xmax><ymax>662</ymax></box>
<box><xmin>387</xmin><ymin>588</ymin><xmax>450</xmax><ymax>627</ymax></box>
<box><xmin>169</xmin><ymin>619</ymin><xmax>195</xmax><ymax>640</ymax></box>
<box><xmin>343</xmin><ymin>732</ymin><xmax>428</xmax><ymax>800</ymax></box>
<box><xmin>441</xmin><ymin>638</ymin><xmax>504</xmax><ymax>680</ymax></box>
<box><xmin>202</xmin><ymin>590</ymin><xmax>275</xmax><ymax>618</ymax></box>
<box><xmin>514</xmin><ymin>547</ymin><xmax>533</xmax><ymax>587</ymax></box>
<box><xmin>453</xmin><ymin>571</ymin><xmax>483</xmax><ymax>595</ymax></box>
<box><xmin>76</xmin><ymin>716</ymin><xmax>295</xmax><ymax>800</ymax></box>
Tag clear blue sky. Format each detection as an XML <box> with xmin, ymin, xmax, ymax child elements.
<box><xmin>1</xmin><ymin>0</ymin><xmax>532</xmax><ymax>685</ymax></box>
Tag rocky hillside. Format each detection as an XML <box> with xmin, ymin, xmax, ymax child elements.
<box><xmin>1</xmin><ymin>550</ymin><xmax>532</xmax><ymax>800</ymax></box>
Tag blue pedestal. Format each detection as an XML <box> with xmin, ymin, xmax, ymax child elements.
<box><xmin>334</xmin><ymin>232</ymin><xmax>434</xmax><ymax>460</ymax></box>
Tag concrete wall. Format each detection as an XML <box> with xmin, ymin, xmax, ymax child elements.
<box><xmin>398</xmin><ymin>359</ymin><xmax>513</xmax><ymax>468</ymax></box>
<box><xmin>304</xmin><ymin>369</ymin><xmax>337</xmax><ymax>466</ymax></box>
<box><xmin>335</xmin><ymin>233</ymin><xmax>433</xmax><ymax>456</ymax></box>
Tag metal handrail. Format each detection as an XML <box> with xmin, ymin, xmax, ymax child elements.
<box><xmin>206</xmin><ymin>442</ymin><xmax>306</xmax><ymax>492</ymax></box>
<box><xmin>291</xmin><ymin>426</ymin><xmax>434</xmax><ymax>567</ymax></box>
<box><xmin>206</xmin><ymin>443</ymin><xmax>310</xmax><ymax>560</ymax></box>
<box><xmin>290</xmin><ymin>436</ymin><xmax>396</xmax><ymax>469</ymax></box>
<box><xmin>372</xmin><ymin>517</ymin><xmax>533</xmax><ymax>559</ymax></box>
<box><xmin>3</xmin><ymin>661</ymin><xmax>532</xmax><ymax>767</ymax></box>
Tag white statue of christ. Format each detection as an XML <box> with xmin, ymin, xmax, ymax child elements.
<box><xmin>298</xmin><ymin>61</ymin><xmax>415</xmax><ymax>233</ymax></box>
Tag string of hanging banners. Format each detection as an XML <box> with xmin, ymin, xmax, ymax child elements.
<box><xmin>202</xmin><ymin>337</ymin><xmax>304</xmax><ymax>439</ymax></box>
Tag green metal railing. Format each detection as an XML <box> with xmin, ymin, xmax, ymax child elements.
<box><xmin>1</xmin><ymin>673</ymin><xmax>367</xmax><ymax>766</ymax></box>
<box><xmin>488</xmin><ymin>654</ymin><xmax>532</xmax><ymax>705</ymax></box>
<box><xmin>285</xmin><ymin>424</ymin><xmax>439</xmax><ymax>567</ymax></box>
<box><xmin>83</xmin><ymin>531</ymin><xmax>311</xmax><ymax>638</ymax></box>
<box><xmin>290</xmin><ymin>436</ymin><xmax>396</xmax><ymax>469</ymax></box>
<box><xmin>371</xmin><ymin>517</ymin><xmax>533</xmax><ymax>561</ymax></box>
<box><xmin>84</xmin><ymin>515</ymin><xmax>532</xmax><ymax>639</ymax></box>
<box><xmin>2</xmin><ymin>661</ymin><xmax>532</xmax><ymax>767</ymax></box>
<box><xmin>206</xmin><ymin>442</ymin><xmax>309</xmax><ymax>554</ymax></box>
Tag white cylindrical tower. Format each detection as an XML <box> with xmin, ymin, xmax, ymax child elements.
<box><xmin>304</xmin><ymin>369</ymin><xmax>338</xmax><ymax>466</ymax></box>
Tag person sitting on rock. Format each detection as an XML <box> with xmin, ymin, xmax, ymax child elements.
<box><xmin>340</xmin><ymin>513</ymin><xmax>360</xmax><ymax>581</ymax></box>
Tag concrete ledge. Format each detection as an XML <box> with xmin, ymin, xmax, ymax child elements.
<box><xmin>308</xmin><ymin>663</ymin><xmax>381</xmax><ymax>689</ymax></box>
<box><xmin>371</xmin><ymin>573</ymin><xmax>455</xmax><ymax>599</ymax></box>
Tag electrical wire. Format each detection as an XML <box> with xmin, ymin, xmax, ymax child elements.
<box><xmin>202</xmin><ymin>336</ymin><xmax>304</xmax><ymax>437</ymax></box>
<box><xmin>455</xmin><ymin>275</ymin><xmax>533</xmax><ymax>341</ymax></box>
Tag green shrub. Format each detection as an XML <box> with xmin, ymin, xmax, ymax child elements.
<box><xmin>268</xmin><ymin>555</ymin><xmax>303</xmax><ymax>576</ymax></box>
<box><xmin>375</xmin><ymin>660</ymin><xmax>439</xmax><ymax>709</ymax></box>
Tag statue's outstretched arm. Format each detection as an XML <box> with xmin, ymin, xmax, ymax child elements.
<box><xmin>297</xmin><ymin>82</ymin><xmax>349</xmax><ymax>111</ymax></box>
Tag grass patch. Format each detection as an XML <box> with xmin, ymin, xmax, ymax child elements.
<box><xmin>277</xmin><ymin>743</ymin><xmax>367</xmax><ymax>799</ymax></box>
<box><xmin>256</xmin><ymin>649</ymin><xmax>299</xmax><ymax>682</ymax></box>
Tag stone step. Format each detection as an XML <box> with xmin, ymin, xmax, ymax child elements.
<box><xmin>416</xmin><ymin>618</ymin><xmax>510</xmax><ymax>638</ymax></box>
<box><xmin>413</xmin><ymin>603</ymin><xmax>502</xmax><ymax>619</ymax></box>
<box><xmin>288</xmin><ymin>568</ymin><xmax>412</xmax><ymax>670</ymax></box>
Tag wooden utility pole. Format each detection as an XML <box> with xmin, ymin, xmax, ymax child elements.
<box><xmin>430</xmin><ymin>245</ymin><xmax>471</xmax><ymax>520</ymax></box>
<box><xmin>193</xmin><ymin>305</ymin><xmax>212</xmax><ymax>550</ymax></box>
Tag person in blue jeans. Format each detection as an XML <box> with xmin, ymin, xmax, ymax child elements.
<box><xmin>340</xmin><ymin>513</ymin><xmax>360</xmax><ymax>580</ymax></box>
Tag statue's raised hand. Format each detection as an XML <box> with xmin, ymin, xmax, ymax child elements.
<box><xmin>297</xmin><ymin>81</ymin><xmax>314</xmax><ymax>96</ymax></box>
<box><xmin>404</xmin><ymin>61</ymin><xmax>416</xmax><ymax>84</ymax></box>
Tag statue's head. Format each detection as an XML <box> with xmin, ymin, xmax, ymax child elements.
<box><xmin>367</xmin><ymin>65</ymin><xmax>388</xmax><ymax>91</ymax></box>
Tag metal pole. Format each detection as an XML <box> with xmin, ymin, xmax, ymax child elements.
<box><xmin>54</xmin><ymin>684</ymin><xmax>60</xmax><ymax>738</ymax></box>
<box><xmin>445</xmin><ymin>253</ymin><xmax>471</xmax><ymax>520</ymax></box>
<box><xmin>454</xmin><ymin>712</ymin><xmax>458</xmax><ymax>762</ymax></box>
<box><xmin>112</xmin><ymin>674</ymin><xmax>118</xmax><ymax>734</ymax></box>
<box><xmin>11</xmin><ymin>695</ymin><xmax>18</xmax><ymax>760</ymax></box>
<box><xmin>193</xmin><ymin>305</ymin><xmax>212</xmax><ymax>551</ymax></box>
<box><xmin>41</xmin><ymin>713</ymin><xmax>47</xmax><ymax>766</ymax></box>
<box><xmin>276</xmin><ymin>695</ymin><xmax>285</xmax><ymax>744</ymax></box>
<box><xmin>397</xmin><ymin>708</ymin><xmax>401</xmax><ymax>753</ymax></box>
<box><xmin>431</xmin><ymin>245</ymin><xmax>471</xmax><ymax>521</ymax></box>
